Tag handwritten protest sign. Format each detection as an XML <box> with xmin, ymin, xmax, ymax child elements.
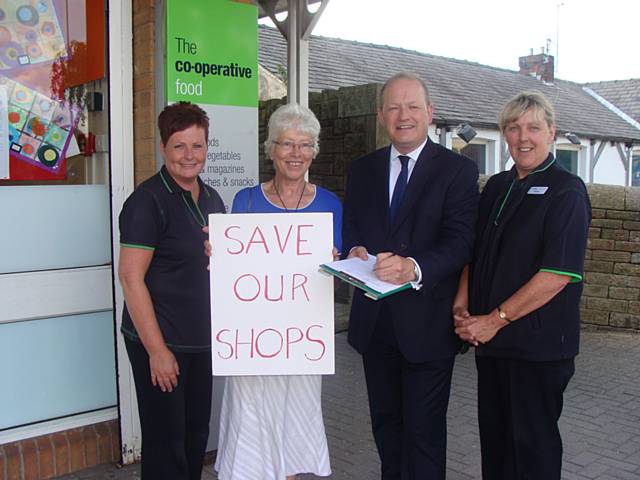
<box><xmin>209</xmin><ymin>212</ymin><xmax>335</xmax><ymax>376</ymax></box>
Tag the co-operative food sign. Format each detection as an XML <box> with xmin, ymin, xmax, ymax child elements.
<box><xmin>166</xmin><ymin>0</ymin><xmax>258</xmax><ymax>212</ymax></box>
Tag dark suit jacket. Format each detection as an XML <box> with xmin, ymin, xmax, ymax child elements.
<box><xmin>343</xmin><ymin>138</ymin><xmax>479</xmax><ymax>362</ymax></box>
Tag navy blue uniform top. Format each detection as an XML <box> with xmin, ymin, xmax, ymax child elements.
<box><xmin>469</xmin><ymin>155</ymin><xmax>591</xmax><ymax>361</ymax></box>
<box><xmin>119</xmin><ymin>166</ymin><xmax>225</xmax><ymax>352</ymax></box>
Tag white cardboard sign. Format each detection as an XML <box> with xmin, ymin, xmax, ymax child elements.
<box><xmin>209</xmin><ymin>212</ymin><xmax>335</xmax><ymax>376</ymax></box>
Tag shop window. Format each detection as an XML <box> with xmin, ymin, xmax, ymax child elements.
<box><xmin>0</xmin><ymin>1</ymin><xmax>115</xmax><ymax>431</ymax></box>
<box><xmin>453</xmin><ymin>140</ymin><xmax>486</xmax><ymax>174</ymax></box>
<box><xmin>0</xmin><ymin>1</ymin><xmax>110</xmax><ymax>273</ymax></box>
<box><xmin>0</xmin><ymin>0</ymin><xmax>106</xmax><ymax>186</ymax></box>
<box><xmin>556</xmin><ymin>149</ymin><xmax>578</xmax><ymax>174</ymax></box>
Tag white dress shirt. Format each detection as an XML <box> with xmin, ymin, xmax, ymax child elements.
<box><xmin>388</xmin><ymin>138</ymin><xmax>428</xmax><ymax>203</ymax></box>
<box><xmin>387</xmin><ymin>139</ymin><xmax>429</xmax><ymax>289</ymax></box>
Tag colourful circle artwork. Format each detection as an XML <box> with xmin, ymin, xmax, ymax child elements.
<box><xmin>36</xmin><ymin>1</ymin><xmax>50</xmax><ymax>14</ymax></box>
<box><xmin>24</xmin><ymin>29</ymin><xmax>38</xmax><ymax>42</ymax></box>
<box><xmin>12</xmin><ymin>84</ymin><xmax>33</xmax><ymax>107</ymax></box>
<box><xmin>18</xmin><ymin>133</ymin><xmax>42</xmax><ymax>159</ymax></box>
<box><xmin>17</xmin><ymin>6</ymin><xmax>40</xmax><ymax>27</ymax></box>
<box><xmin>6</xmin><ymin>74</ymin><xmax>77</xmax><ymax>174</ymax></box>
<box><xmin>49</xmin><ymin>130</ymin><xmax>61</xmax><ymax>143</ymax></box>
<box><xmin>8</xmin><ymin>111</ymin><xmax>20</xmax><ymax>124</ymax></box>
<box><xmin>0</xmin><ymin>41</ymin><xmax>25</xmax><ymax>68</ymax></box>
<box><xmin>39</xmin><ymin>99</ymin><xmax>51</xmax><ymax>112</ymax></box>
<box><xmin>0</xmin><ymin>0</ymin><xmax>67</xmax><ymax>70</ymax></box>
<box><xmin>8</xmin><ymin>105</ymin><xmax>28</xmax><ymax>130</ymax></box>
<box><xmin>51</xmin><ymin>109</ymin><xmax>71</xmax><ymax>128</ymax></box>
<box><xmin>27</xmin><ymin>116</ymin><xmax>48</xmax><ymax>137</ymax></box>
<box><xmin>41</xmin><ymin>21</ymin><xmax>55</xmax><ymax>37</ymax></box>
<box><xmin>37</xmin><ymin>144</ymin><xmax>60</xmax><ymax>167</ymax></box>
<box><xmin>27</xmin><ymin>43</ymin><xmax>42</xmax><ymax>58</ymax></box>
<box><xmin>45</xmin><ymin>124</ymin><xmax>66</xmax><ymax>148</ymax></box>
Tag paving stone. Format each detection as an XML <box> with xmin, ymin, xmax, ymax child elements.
<box><xmin>56</xmin><ymin>328</ymin><xmax>640</xmax><ymax>480</ymax></box>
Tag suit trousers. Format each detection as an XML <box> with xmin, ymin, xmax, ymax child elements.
<box><xmin>362</xmin><ymin>306</ymin><xmax>454</xmax><ymax>480</ymax></box>
<box><xmin>125</xmin><ymin>339</ymin><xmax>213</xmax><ymax>480</ymax></box>
<box><xmin>476</xmin><ymin>356</ymin><xmax>575</xmax><ymax>480</ymax></box>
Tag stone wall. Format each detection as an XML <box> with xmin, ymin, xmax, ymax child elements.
<box><xmin>259</xmin><ymin>83</ymin><xmax>640</xmax><ymax>331</ymax></box>
<box><xmin>258</xmin><ymin>84</ymin><xmax>382</xmax><ymax>196</ymax></box>
<box><xmin>582</xmin><ymin>184</ymin><xmax>640</xmax><ymax>329</ymax></box>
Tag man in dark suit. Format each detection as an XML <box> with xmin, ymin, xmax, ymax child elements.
<box><xmin>343</xmin><ymin>72</ymin><xmax>479</xmax><ymax>479</ymax></box>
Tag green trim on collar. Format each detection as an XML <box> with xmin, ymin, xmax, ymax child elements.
<box><xmin>539</xmin><ymin>268</ymin><xmax>582</xmax><ymax>283</ymax></box>
<box><xmin>160</xmin><ymin>166</ymin><xmax>208</xmax><ymax>226</ymax></box>
<box><xmin>159</xmin><ymin>168</ymin><xmax>174</xmax><ymax>193</ymax></box>
<box><xmin>181</xmin><ymin>193</ymin><xmax>207</xmax><ymax>227</ymax></box>
<box><xmin>530</xmin><ymin>156</ymin><xmax>556</xmax><ymax>175</ymax></box>
<box><xmin>494</xmin><ymin>155</ymin><xmax>556</xmax><ymax>226</ymax></box>
<box><xmin>121</xmin><ymin>242</ymin><xmax>156</xmax><ymax>251</ymax></box>
<box><xmin>494</xmin><ymin>179</ymin><xmax>515</xmax><ymax>226</ymax></box>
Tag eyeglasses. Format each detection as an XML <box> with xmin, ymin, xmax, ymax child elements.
<box><xmin>273</xmin><ymin>140</ymin><xmax>314</xmax><ymax>153</ymax></box>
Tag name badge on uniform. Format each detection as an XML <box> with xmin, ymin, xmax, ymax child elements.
<box><xmin>527</xmin><ymin>186</ymin><xmax>548</xmax><ymax>195</ymax></box>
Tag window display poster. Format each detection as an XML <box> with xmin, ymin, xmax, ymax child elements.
<box><xmin>3</xmin><ymin>74</ymin><xmax>78</xmax><ymax>175</ymax></box>
<box><xmin>209</xmin><ymin>213</ymin><xmax>335</xmax><ymax>376</ymax></box>
<box><xmin>166</xmin><ymin>0</ymin><xmax>258</xmax><ymax>212</ymax></box>
<box><xmin>0</xmin><ymin>0</ymin><xmax>68</xmax><ymax>71</ymax></box>
<box><xmin>0</xmin><ymin>0</ymin><xmax>95</xmax><ymax>181</ymax></box>
<box><xmin>0</xmin><ymin>85</ymin><xmax>8</xmax><ymax>179</ymax></box>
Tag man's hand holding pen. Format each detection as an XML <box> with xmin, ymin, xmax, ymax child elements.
<box><xmin>374</xmin><ymin>252</ymin><xmax>416</xmax><ymax>285</ymax></box>
<box><xmin>346</xmin><ymin>246</ymin><xmax>418</xmax><ymax>285</ymax></box>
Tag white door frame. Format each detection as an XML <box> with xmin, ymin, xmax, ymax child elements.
<box><xmin>108</xmin><ymin>0</ymin><xmax>139</xmax><ymax>465</ymax></box>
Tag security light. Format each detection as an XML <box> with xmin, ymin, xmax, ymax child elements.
<box><xmin>565</xmin><ymin>133</ymin><xmax>581</xmax><ymax>145</ymax></box>
<box><xmin>457</xmin><ymin>123</ymin><xmax>477</xmax><ymax>143</ymax></box>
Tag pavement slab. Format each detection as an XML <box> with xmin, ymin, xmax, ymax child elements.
<box><xmin>57</xmin><ymin>327</ymin><xmax>640</xmax><ymax>480</ymax></box>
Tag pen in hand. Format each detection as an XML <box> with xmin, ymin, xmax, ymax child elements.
<box><xmin>374</xmin><ymin>252</ymin><xmax>395</xmax><ymax>271</ymax></box>
<box><xmin>374</xmin><ymin>252</ymin><xmax>414</xmax><ymax>285</ymax></box>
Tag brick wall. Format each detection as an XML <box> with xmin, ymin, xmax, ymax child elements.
<box><xmin>0</xmin><ymin>420</ymin><xmax>120</xmax><ymax>480</ymax></box>
<box><xmin>132</xmin><ymin>0</ymin><xmax>158</xmax><ymax>185</ymax></box>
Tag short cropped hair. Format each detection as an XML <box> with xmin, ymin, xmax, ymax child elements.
<box><xmin>264</xmin><ymin>103</ymin><xmax>321</xmax><ymax>157</ymax></box>
<box><xmin>158</xmin><ymin>101</ymin><xmax>210</xmax><ymax>145</ymax></box>
<box><xmin>379</xmin><ymin>72</ymin><xmax>431</xmax><ymax>107</ymax></box>
<box><xmin>498</xmin><ymin>91</ymin><xmax>555</xmax><ymax>132</ymax></box>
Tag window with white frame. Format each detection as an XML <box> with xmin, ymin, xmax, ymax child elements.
<box><xmin>556</xmin><ymin>148</ymin><xmax>579</xmax><ymax>175</ymax></box>
<box><xmin>453</xmin><ymin>139</ymin><xmax>486</xmax><ymax>174</ymax></box>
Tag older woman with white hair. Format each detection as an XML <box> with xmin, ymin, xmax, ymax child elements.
<box><xmin>214</xmin><ymin>103</ymin><xmax>342</xmax><ymax>480</ymax></box>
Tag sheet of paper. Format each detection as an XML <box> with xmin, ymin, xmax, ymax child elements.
<box><xmin>324</xmin><ymin>254</ymin><xmax>406</xmax><ymax>294</ymax></box>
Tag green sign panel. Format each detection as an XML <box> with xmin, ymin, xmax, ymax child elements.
<box><xmin>166</xmin><ymin>0</ymin><xmax>258</xmax><ymax>107</ymax></box>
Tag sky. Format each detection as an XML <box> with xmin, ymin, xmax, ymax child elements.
<box><xmin>263</xmin><ymin>0</ymin><xmax>639</xmax><ymax>84</ymax></box>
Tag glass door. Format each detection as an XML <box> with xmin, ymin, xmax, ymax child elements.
<box><xmin>0</xmin><ymin>0</ymin><xmax>117</xmax><ymax>440</ymax></box>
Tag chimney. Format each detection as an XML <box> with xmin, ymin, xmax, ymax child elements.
<box><xmin>518</xmin><ymin>51</ymin><xmax>555</xmax><ymax>83</ymax></box>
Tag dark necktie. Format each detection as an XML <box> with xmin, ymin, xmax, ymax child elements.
<box><xmin>389</xmin><ymin>155</ymin><xmax>409</xmax><ymax>223</ymax></box>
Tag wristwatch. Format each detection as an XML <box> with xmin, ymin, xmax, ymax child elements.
<box><xmin>497</xmin><ymin>306</ymin><xmax>511</xmax><ymax>323</ymax></box>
